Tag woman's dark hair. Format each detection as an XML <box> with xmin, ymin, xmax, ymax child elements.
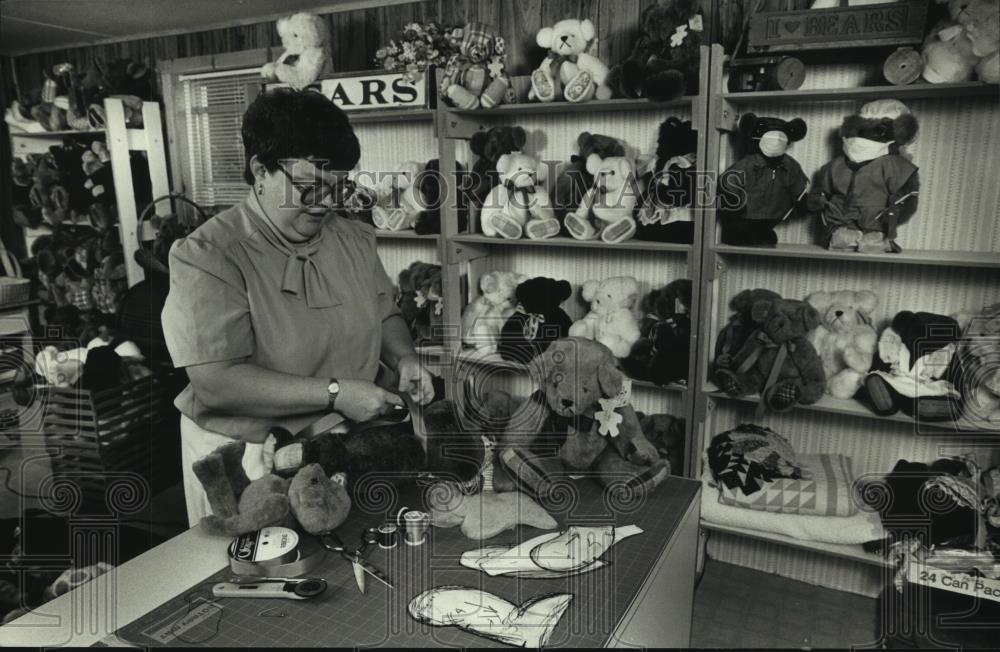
<box><xmin>242</xmin><ymin>88</ymin><xmax>360</xmax><ymax>184</ymax></box>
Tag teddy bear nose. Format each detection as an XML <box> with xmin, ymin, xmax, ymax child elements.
<box><xmin>560</xmin><ymin>35</ymin><xmax>570</xmax><ymax>42</ymax></box>
<box><xmin>561</xmin><ymin>398</ymin><xmax>574</xmax><ymax>408</ymax></box>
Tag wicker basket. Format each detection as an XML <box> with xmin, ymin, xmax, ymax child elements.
<box><xmin>42</xmin><ymin>375</ymin><xmax>180</xmax><ymax>511</ymax></box>
<box><xmin>0</xmin><ymin>244</ymin><xmax>31</xmax><ymax>307</ymax></box>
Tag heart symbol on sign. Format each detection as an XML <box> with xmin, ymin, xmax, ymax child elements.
<box><xmin>784</xmin><ymin>20</ymin><xmax>801</xmax><ymax>33</ymax></box>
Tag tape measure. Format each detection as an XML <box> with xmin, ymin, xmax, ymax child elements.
<box><xmin>227</xmin><ymin>526</ymin><xmax>327</xmax><ymax>577</ymax></box>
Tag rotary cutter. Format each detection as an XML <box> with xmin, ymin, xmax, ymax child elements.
<box><xmin>212</xmin><ymin>577</ymin><xmax>328</xmax><ymax>600</ymax></box>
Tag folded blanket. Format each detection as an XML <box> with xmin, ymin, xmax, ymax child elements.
<box><xmin>718</xmin><ymin>453</ymin><xmax>859</xmax><ymax>517</ymax></box>
<box><xmin>701</xmin><ymin>475</ymin><xmax>886</xmax><ymax>545</ymax></box>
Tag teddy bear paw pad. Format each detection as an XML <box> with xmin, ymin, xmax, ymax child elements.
<box><xmin>714</xmin><ymin>369</ymin><xmax>746</xmax><ymax>396</ymax></box>
<box><xmin>564</xmin><ymin>213</ymin><xmax>598</xmax><ymax>240</ymax></box>
<box><xmin>530</xmin><ymin>69</ymin><xmax>557</xmax><ymax>102</ymax></box>
<box><xmin>829</xmin><ymin>227</ymin><xmax>862</xmax><ymax>250</ymax></box>
<box><xmin>526</xmin><ymin>219</ymin><xmax>560</xmax><ymax>240</ymax></box>
<box><xmin>763</xmin><ymin>382</ymin><xmax>802</xmax><ymax>412</ymax></box>
<box><xmin>601</xmin><ymin>218</ymin><xmax>636</xmax><ymax>244</ymax></box>
<box><xmin>490</xmin><ymin>213</ymin><xmax>524</xmax><ymax>239</ymax></box>
<box><xmin>564</xmin><ymin>71</ymin><xmax>596</xmax><ymax>103</ymax></box>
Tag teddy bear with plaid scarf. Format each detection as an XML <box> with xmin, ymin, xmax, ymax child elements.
<box><xmin>438</xmin><ymin>22</ymin><xmax>512</xmax><ymax>110</ymax></box>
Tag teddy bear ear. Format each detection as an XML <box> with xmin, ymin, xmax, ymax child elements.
<box><xmin>556</xmin><ymin>279</ymin><xmax>572</xmax><ymax>302</ymax></box>
<box><xmin>751</xmin><ymin>298</ymin><xmax>773</xmax><ymax>323</ymax></box>
<box><xmin>893</xmin><ymin>113</ymin><xmax>919</xmax><ymax>146</ymax></box>
<box><xmin>580</xmin><ymin>19</ymin><xmax>596</xmax><ymax>42</ymax></box>
<box><xmin>785</xmin><ymin>118</ymin><xmax>807</xmax><ymax>142</ymax></box>
<box><xmin>802</xmin><ymin>304</ymin><xmax>822</xmax><ymax>331</ymax></box>
<box><xmin>470</xmin><ymin>131</ymin><xmax>487</xmax><ymax>155</ymax></box>
<box><xmin>578</xmin><ymin>131</ymin><xmax>593</xmax><ymax>149</ymax></box>
<box><xmin>597</xmin><ymin>360</ymin><xmax>624</xmax><ymax>398</ymax></box>
<box><xmin>806</xmin><ymin>291</ymin><xmax>831</xmax><ymax>312</ymax></box>
<box><xmin>480</xmin><ymin>272</ymin><xmax>499</xmax><ymax>293</ymax></box>
<box><xmin>512</xmin><ymin>127</ymin><xmax>527</xmax><ymax>150</ymax></box>
<box><xmin>738</xmin><ymin>113</ymin><xmax>758</xmax><ymax>137</ymax></box>
<box><xmin>536</xmin><ymin>27</ymin><xmax>554</xmax><ymax>49</ymax></box>
<box><xmin>586</xmin><ymin>153</ymin><xmax>603</xmax><ymax>176</ymax></box>
<box><xmin>856</xmin><ymin>290</ymin><xmax>879</xmax><ymax>315</ymax></box>
<box><xmin>581</xmin><ymin>279</ymin><xmax>598</xmax><ymax>302</ymax></box>
<box><xmin>496</xmin><ymin>153</ymin><xmax>511</xmax><ymax>176</ymax></box>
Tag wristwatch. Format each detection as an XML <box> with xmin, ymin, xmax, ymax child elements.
<box><xmin>326</xmin><ymin>379</ymin><xmax>340</xmax><ymax>412</ymax></box>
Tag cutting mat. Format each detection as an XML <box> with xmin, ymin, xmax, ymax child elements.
<box><xmin>114</xmin><ymin>476</ymin><xmax>699</xmax><ymax>648</ymax></box>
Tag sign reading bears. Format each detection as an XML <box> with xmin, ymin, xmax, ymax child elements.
<box><xmin>266</xmin><ymin>71</ymin><xmax>428</xmax><ymax>111</ymax></box>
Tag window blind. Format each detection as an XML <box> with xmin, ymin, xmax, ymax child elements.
<box><xmin>180</xmin><ymin>68</ymin><xmax>260</xmax><ymax>208</ymax></box>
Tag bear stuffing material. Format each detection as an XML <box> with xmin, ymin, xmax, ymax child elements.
<box><xmin>554</xmin><ymin>132</ymin><xmax>626</xmax><ymax>221</ymax></box>
<box><xmin>636</xmin><ymin>117</ymin><xmax>699</xmax><ymax>243</ymax></box>
<box><xmin>479</xmin><ymin>152</ymin><xmax>560</xmax><ymax>240</ymax></box>
<box><xmin>808</xmin><ymin>99</ymin><xmax>919</xmax><ymax>253</ymax></box>
<box><xmin>569</xmin><ymin>277</ymin><xmax>642</xmax><ymax>359</ymax></box>
<box><xmin>498</xmin><ymin>277</ymin><xmax>574</xmax><ymax>363</ymax></box>
<box><xmin>438</xmin><ymin>22</ymin><xmax>513</xmax><ymax>110</ymax></box>
<box><xmin>718</xmin><ymin>114</ymin><xmax>809</xmax><ymax>247</ymax></box>
<box><xmin>606</xmin><ymin>0</ymin><xmax>704</xmax><ymax>101</ymax></box>
<box><xmin>714</xmin><ymin>295</ymin><xmax>827</xmax><ymax>413</ymax></box>
<box><xmin>622</xmin><ymin>279</ymin><xmax>693</xmax><ymax>385</ymax></box>
<box><xmin>499</xmin><ymin>337</ymin><xmax>669</xmax><ymax>503</ymax></box>
<box><xmin>564</xmin><ymin>153</ymin><xmax>639</xmax><ymax>243</ymax></box>
<box><xmin>260</xmin><ymin>12</ymin><xmax>333</xmax><ymax>90</ymax></box>
<box><xmin>807</xmin><ymin>290</ymin><xmax>879</xmax><ymax>399</ymax></box>
<box><xmin>529</xmin><ymin>19</ymin><xmax>613</xmax><ymax>103</ymax></box>
<box><xmin>461</xmin><ymin>271</ymin><xmax>529</xmax><ymax>354</ymax></box>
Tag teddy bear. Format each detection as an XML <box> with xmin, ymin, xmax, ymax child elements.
<box><xmin>622</xmin><ymin>279</ymin><xmax>693</xmax><ymax>385</ymax></box>
<box><xmin>479</xmin><ymin>152</ymin><xmax>559</xmax><ymax>240</ymax></box>
<box><xmin>637</xmin><ymin>412</ymin><xmax>686</xmax><ymax>475</ymax></box>
<box><xmin>529</xmin><ymin>19</ymin><xmax>613</xmax><ymax>103</ymax></box>
<box><xmin>806</xmin><ymin>290</ymin><xmax>879</xmax><ymax>400</ymax></box>
<box><xmin>553</xmin><ymin>132</ymin><xmax>626</xmax><ymax>221</ymax></box>
<box><xmin>397</xmin><ymin>261</ymin><xmax>442</xmax><ymax>344</ymax></box>
<box><xmin>414</xmin><ymin>266</ymin><xmax>444</xmax><ymax>346</ymax></box>
<box><xmin>438</xmin><ymin>22</ymin><xmax>512</xmax><ymax>110</ymax></box>
<box><xmin>468</xmin><ymin>126</ymin><xmax>527</xmax><ymax>206</ymax></box>
<box><xmin>951</xmin><ymin>303</ymin><xmax>1000</xmax><ymax>425</ymax></box>
<box><xmin>808</xmin><ymin>99</ymin><xmax>919</xmax><ymax>254</ymax></box>
<box><xmin>606</xmin><ymin>0</ymin><xmax>704</xmax><ymax>101</ymax></box>
<box><xmin>861</xmin><ymin>311</ymin><xmax>962</xmax><ymax>421</ymax></box>
<box><xmin>568</xmin><ymin>277</ymin><xmax>643</xmax><ymax>359</ymax></box>
<box><xmin>713</xmin><ymin>289</ymin><xmax>783</xmax><ymax>375</ymax></box>
<box><xmin>564</xmin><ymin>154</ymin><xmax>640</xmax><ymax>243</ymax></box>
<box><xmin>81</xmin><ymin>141</ymin><xmax>116</xmax><ymax>229</ymax></box>
<box><xmin>499</xmin><ymin>337</ymin><xmax>669</xmax><ymax>502</ymax></box>
<box><xmin>717</xmin><ymin>114</ymin><xmax>809</xmax><ymax>247</ymax></box>
<box><xmin>461</xmin><ymin>271</ymin><xmax>529</xmax><ymax>354</ymax></box>
<box><xmin>194</xmin><ymin>439</ymin><xmax>351</xmax><ymax>536</ymax></box>
<box><xmin>414</xmin><ymin>159</ymin><xmax>469</xmax><ymax>234</ymax></box>
<box><xmin>921</xmin><ymin>0</ymin><xmax>999</xmax><ymax>84</ymax></box>
<box><xmin>498</xmin><ymin>277</ymin><xmax>574</xmax><ymax>363</ymax></box>
<box><xmin>260</xmin><ymin>12</ymin><xmax>333</xmax><ymax>90</ymax></box>
<box><xmin>371</xmin><ymin>162</ymin><xmax>427</xmax><ymax>231</ymax></box>
<box><xmin>713</xmin><ymin>295</ymin><xmax>827</xmax><ymax>412</ymax></box>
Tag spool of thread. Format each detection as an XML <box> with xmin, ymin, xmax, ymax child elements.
<box><xmin>227</xmin><ymin>526</ymin><xmax>326</xmax><ymax>577</ymax></box>
<box><xmin>377</xmin><ymin>523</ymin><xmax>398</xmax><ymax>549</ymax></box>
<box><xmin>401</xmin><ymin>510</ymin><xmax>430</xmax><ymax>546</ymax></box>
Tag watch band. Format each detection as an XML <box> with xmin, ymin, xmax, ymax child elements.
<box><xmin>326</xmin><ymin>378</ymin><xmax>340</xmax><ymax>412</ymax></box>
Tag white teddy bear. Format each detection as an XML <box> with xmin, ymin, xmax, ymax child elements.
<box><xmin>260</xmin><ymin>12</ymin><xmax>333</xmax><ymax>90</ymax></box>
<box><xmin>529</xmin><ymin>18</ymin><xmax>613</xmax><ymax>103</ymax></box>
<box><xmin>569</xmin><ymin>277</ymin><xmax>643</xmax><ymax>358</ymax></box>
<box><xmin>479</xmin><ymin>152</ymin><xmax>559</xmax><ymax>240</ymax></box>
<box><xmin>806</xmin><ymin>290</ymin><xmax>879</xmax><ymax>399</ymax></box>
<box><xmin>461</xmin><ymin>271</ymin><xmax>529</xmax><ymax>353</ymax></box>
<box><xmin>565</xmin><ymin>153</ymin><xmax>639</xmax><ymax>243</ymax></box>
<box><xmin>371</xmin><ymin>162</ymin><xmax>426</xmax><ymax>231</ymax></box>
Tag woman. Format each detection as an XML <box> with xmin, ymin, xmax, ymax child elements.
<box><xmin>163</xmin><ymin>89</ymin><xmax>434</xmax><ymax>525</ymax></box>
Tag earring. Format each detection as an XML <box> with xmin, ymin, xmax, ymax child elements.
<box><xmin>256</xmin><ymin>183</ymin><xmax>264</xmax><ymax>196</ymax></box>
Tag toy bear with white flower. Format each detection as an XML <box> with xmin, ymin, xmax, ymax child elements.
<box><xmin>529</xmin><ymin>19</ymin><xmax>613</xmax><ymax>103</ymax></box>
<box><xmin>565</xmin><ymin>154</ymin><xmax>639</xmax><ymax>243</ymax></box>
<box><xmin>569</xmin><ymin>277</ymin><xmax>643</xmax><ymax>359</ymax></box>
<box><xmin>371</xmin><ymin>162</ymin><xmax>427</xmax><ymax>231</ymax></box>
<box><xmin>806</xmin><ymin>290</ymin><xmax>879</xmax><ymax>399</ymax></box>
<box><xmin>479</xmin><ymin>152</ymin><xmax>560</xmax><ymax>240</ymax></box>
<box><xmin>461</xmin><ymin>270</ymin><xmax>529</xmax><ymax>354</ymax></box>
<box><xmin>439</xmin><ymin>22</ymin><xmax>512</xmax><ymax>110</ymax></box>
<box><xmin>260</xmin><ymin>12</ymin><xmax>333</xmax><ymax>90</ymax></box>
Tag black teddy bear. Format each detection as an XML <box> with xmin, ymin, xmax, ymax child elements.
<box><xmin>622</xmin><ymin>279</ymin><xmax>693</xmax><ymax>386</ymax></box>
<box><xmin>636</xmin><ymin>117</ymin><xmax>699</xmax><ymax>243</ymax></box>
<box><xmin>718</xmin><ymin>114</ymin><xmax>809</xmax><ymax>247</ymax></box>
<box><xmin>498</xmin><ymin>277</ymin><xmax>574</xmax><ymax>363</ymax></box>
<box><xmin>414</xmin><ymin>159</ymin><xmax>468</xmax><ymax>235</ymax></box>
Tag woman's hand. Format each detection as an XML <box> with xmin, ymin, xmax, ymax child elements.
<box><xmin>337</xmin><ymin>379</ymin><xmax>404</xmax><ymax>422</ymax></box>
<box><xmin>397</xmin><ymin>355</ymin><xmax>435</xmax><ymax>406</ymax></box>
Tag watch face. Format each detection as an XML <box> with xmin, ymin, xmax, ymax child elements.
<box><xmin>328</xmin><ymin>381</ymin><xmax>340</xmax><ymax>395</ymax></box>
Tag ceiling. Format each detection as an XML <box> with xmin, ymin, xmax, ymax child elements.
<box><xmin>0</xmin><ymin>0</ymin><xmax>410</xmax><ymax>56</ymax></box>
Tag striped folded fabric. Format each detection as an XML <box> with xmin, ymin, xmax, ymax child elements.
<box><xmin>718</xmin><ymin>453</ymin><xmax>859</xmax><ymax>517</ymax></box>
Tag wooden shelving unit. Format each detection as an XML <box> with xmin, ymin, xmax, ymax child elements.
<box><xmin>446</xmin><ymin>96</ymin><xmax>696</xmax><ymax>117</ymax></box>
<box><xmin>712</xmin><ymin>243</ymin><xmax>1000</xmax><ymax>268</ymax></box>
<box><xmin>348</xmin><ymin>107</ymin><xmax>435</xmax><ymax>124</ymax></box>
<box><xmin>722</xmin><ymin>81</ymin><xmax>999</xmax><ymax>103</ymax></box>
<box><xmin>451</xmin><ymin>234</ymin><xmax>692</xmax><ymax>253</ymax></box>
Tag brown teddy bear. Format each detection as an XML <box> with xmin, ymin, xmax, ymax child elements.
<box><xmin>714</xmin><ymin>295</ymin><xmax>827</xmax><ymax>413</ymax></box>
<box><xmin>553</xmin><ymin>132</ymin><xmax>626</xmax><ymax>220</ymax></box>
<box><xmin>499</xmin><ymin>337</ymin><xmax>669</xmax><ymax>503</ymax></box>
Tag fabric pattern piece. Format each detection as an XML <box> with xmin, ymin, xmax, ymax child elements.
<box><xmin>718</xmin><ymin>453</ymin><xmax>859</xmax><ymax>517</ymax></box>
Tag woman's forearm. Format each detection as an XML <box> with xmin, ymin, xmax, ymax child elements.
<box><xmin>380</xmin><ymin>313</ymin><xmax>418</xmax><ymax>370</ymax></box>
<box><xmin>186</xmin><ymin>360</ymin><xmax>329</xmax><ymax>418</ymax></box>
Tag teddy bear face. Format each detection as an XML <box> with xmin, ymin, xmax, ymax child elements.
<box><xmin>480</xmin><ymin>271</ymin><xmax>525</xmax><ymax>306</ymax></box>
<box><xmin>807</xmin><ymin>290</ymin><xmax>878</xmax><ymax>333</ymax></box>
<box><xmin>497</xmin><ymin>153</ymin><xmax>540</xmax><ymax>189</ymax></box>
<box><xmin>642</xmin><ymin>279</ymin><xmax>692</xmax><ymax>318</ymax></box>
<box><xmin>839</xmin><ymin>100</ymin><xmax>918</xmax><ymax>158</ymax></box>
<box><xmin>949</xmin><ymin>0</ymin><xmax>1000</xmax><ymax>56</ymax></box>
<box><xmin>585</xmin><ymin>154</ymin><xmax>634</xmax><ymax>192</ymax></box>
<box><xmin>277</xmin><ymin>13</ymin><xmax>327</xmax><ymax>55</ymax></box>
<box><xmin>530</xmin><ymin>337</ymin><xmax>623</xmax><ymax>417</ymax></box>
<box><xmin>738</xmin><ymin>113</ymin><xmax>807</xmax><ymax>158</ymax></box>
<box><xmin>471</xmin><ymin>126</ymin><xmax>527</xmax><ymax>164</ymax></box>
<box><xmin>537</xmin><ymin>19</ymin><xmax>596</xmax><ymax>55</ymax></box>
<box><xmin>578</xmin><ymin>132</ymin><xmax>626</xmax><ymax>159</ymax></box>
<box><xmin>581</xmin><ymin>277</ymin><xmax>641</xmax><ymax>316</ymax></box>
<box><xmin>459</xmin><ymin>22</ymin><xmax>500</xmax><ymax>63</ymax></box>
<box><xmin>515</xmin><ymin>277</ymin><xmax>572</xmax><ymax>313</ymax></box>
<box><xmin>752</xmin><ymin>298</ymin><xmax>821</xmax><ymax>342</ymax></box>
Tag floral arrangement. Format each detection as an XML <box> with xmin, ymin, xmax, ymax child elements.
<box><xmin>374</xmin><ymin>22</ymin><xmax>462</xmax><ymax>83</ymax></box>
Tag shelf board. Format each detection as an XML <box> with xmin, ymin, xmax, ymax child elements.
<box><xmin>10</xmin><ymin>128</ymin><xmax>104</xmax><ymax>138</ymax></box>
<box><xmin>455</xmin><ymin>349</ymin><xmax>688</xmax><ymax>393</ymax></box>
<box><xmin>447</xmin><ymin>96</ymin><xmax>695</xmax><ymax>117</ymax></box>
<box><xmin>701</xmin><ymin>521</ymin><xmax>890</xmax><ymax>568</ymax></box>
<box><xmin>374</xmin><ymin>229</ymin><xmax>438</xmax><ymax>241</ymax></box>
<box><xmin>348</xmin><ymin>108</ymin><xmax>434</xmax><ymax>124</ymax></box>
<box><xmin>451</xmin><ymin>234</ymin><xmax>691</xmax><ymax>253</ymax></box>
<box><xmin>722</xmin><ymin>82</ymin><xmax>999</xmax><ymax>103</ymax></box>
<box><xmin>702</xmin><ymin>384</ymin><xmax>1000</xmax><ymax>433</ymax></box>
<box><xmin>712</xmin><ymin>243</ymin><xmax>1000</xmax><ymax>269</ymax></box>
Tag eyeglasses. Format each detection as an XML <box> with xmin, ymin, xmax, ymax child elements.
<box><xmin>277</xmin><ymin>165</ymin><xmax>356</xmax><ymax>207</ymax></box>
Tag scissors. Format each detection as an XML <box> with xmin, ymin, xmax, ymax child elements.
<box><xmin>319</xmin><ymin>529</ymin><xmax>393</xmax><ymax>593</ymax></box>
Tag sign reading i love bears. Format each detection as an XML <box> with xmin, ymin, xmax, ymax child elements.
<box><xmin>748</xmin><ymin>1</ymin><xmax>928</xmax><ymax>52</ymax></box>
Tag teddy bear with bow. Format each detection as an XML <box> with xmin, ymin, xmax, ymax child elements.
<box><xmin>564</xmin><ymin>153</ymin><xmax>640</xmax><ymax>243</ymax></box>
<box><xmin>529</xmin><ymin>19</ymin><xmax>613</xmax><ymax>103</ymax></box>
<box><xmin>499</xmin><ymin>337</ymin><xmax>670</xmax><ymax>502</ymax></box>
<box><xmin>554</xmin><ymin>132</ymin><xmax>626</xmax><ymax>221</ymax></box>
<box><xmin>636</xmin><ymin>117</ymin><xmax>699</xmax><ymax>243</ymax></box>
<box><xmin>806</xmin><ymin>290</ymin><xmax>879</xmax><ymax>399</ymax></box>
<box><xmin>438</xmin><ymin>22</ymin><xmax>512</xmax><ymax>110</ymax></box>
<box><xmin>569</xmin><ymin>277</ymin><xmax>643</xmax><ymax>359</ymax></box>
<box><xmin>498</xmin><ymin>277</ymin><xmax>574</xmax><ymax>363</ymax></box>
<box><xmin>260</xmin><ymin>12</ymin><xmax>333</xmax><ymax>90</ymax></box>
<box><xmin>461</xmin><ymin>271</ymin><xmax>529</xmax><ymax>354</ymax></box>
<box><xmin>622</xmin><ymin>279</ymin><xmax>693</xmax><ymax>385</ymax></box>
<box><xmin>468</xmin><ymin>126</ymin><xmax>527</xmax><ymax>206</ymax></box>
<box><xmin>479</xmin><ymin>152</ymin><xmax>560</xmax><ymax>240</ymax></box>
